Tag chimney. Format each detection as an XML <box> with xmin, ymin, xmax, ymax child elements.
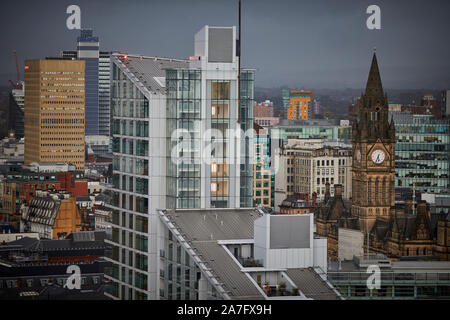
<box><xmin>324</xmin><ymin>182</ymin><xmax>330</xmax><ymax>203</ymax></box>
<box><xmin>417</xmin><ymin>200</ymin><xmax>427</xmax><ymax>217</ymax></box>
<box><xmin>334</xmin><ymin>184</ymin><xmax>343</xmax><ymax>198</ymax></box>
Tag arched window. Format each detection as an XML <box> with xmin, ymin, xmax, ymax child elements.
<box><xmin>375</xmin><ymin>179</ymin><xmax>379</xmax><ymax>205</ymax></box>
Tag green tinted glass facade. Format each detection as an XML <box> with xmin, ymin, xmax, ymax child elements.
<box><xmin>394</xmin><ymin>113</ymin><xmax>450</xmax><ymax>193</ymax></box>
<box><xmin>166</xmin><ymin>69</ymin><xmax>202</xmax><ymax>209</ymax></box>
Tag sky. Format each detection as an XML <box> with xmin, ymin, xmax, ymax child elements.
<box><xmin>0</xmin><ymin>0</ymin><xmax>449</xmax><ymax>89</ymax></box>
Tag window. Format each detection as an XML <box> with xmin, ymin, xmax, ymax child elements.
<box><xmin>7</xmin><ymin>280</ymin><xmax>17</xmax><ymax>288</ymax></box>
<box><xmin>211</xmin><ymin>82</ymin><xmax>230</xmax><ymax>100</ymax></box>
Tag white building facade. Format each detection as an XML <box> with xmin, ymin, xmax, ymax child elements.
<box><xmin>104</xmin><ymin>26</ymin><xmax>254</xmax><ymax>300</ymax></box>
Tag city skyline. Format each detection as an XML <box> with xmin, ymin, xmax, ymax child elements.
<box><xmin>0</xmin><ymin>0</ymin><xmax>449</xmax><ymax>89</ymax></box>
<box><xmin>0</xmin><ymin>0</ymin><xmax>449</xmax><ymax>304</ymax></box>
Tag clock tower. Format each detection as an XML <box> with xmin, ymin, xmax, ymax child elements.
<box><xmin>351</xmin><ymin>50</ymin><xmax>396</xmax><ymax>233</ymax></box>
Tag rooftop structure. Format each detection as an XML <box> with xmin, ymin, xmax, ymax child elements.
<box><xmin>327</xmin><ymin>253</ymin><xmax>450</xmax><ymax>299</ymax></box>
<box><xmin>0</xmin><ymin>231</ymin><xmax>111</xmax><ymax>300</ymax></box>
<box><xmin>157</xmin><ymin>208</ymin><xmax>341</xmax><ymax>300</ymax></box>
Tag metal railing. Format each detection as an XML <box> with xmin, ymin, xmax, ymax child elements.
<box><xmin>327</xmin><ymin>272</ymin><xmax>450</xmax><ymax>285</ymax></box>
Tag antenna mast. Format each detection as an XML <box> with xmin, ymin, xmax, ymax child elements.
<box><xmin>237</xmin><ymin>0</ymin><xmax>241</xmax><ymax>123</ymax></box>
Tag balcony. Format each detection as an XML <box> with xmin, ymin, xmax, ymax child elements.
<box><xmin>238</xmin><ymin>258</ymin><xmax>263</xmax><ymax>268</ymax></box>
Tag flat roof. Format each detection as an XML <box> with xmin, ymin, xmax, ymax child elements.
<box><xmin>159</xmin><ymin>208</ymin><xmax>265</xmax><ymax>299</ymax></box>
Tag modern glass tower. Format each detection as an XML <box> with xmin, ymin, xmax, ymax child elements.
<box><xmin>72</xmin><ymin>29</ymin><xmax>100</xmax><ymax>135</ymax></box>
<box><xmin>99</xmin><ymin>51</ymin><xmax>112</xmax><ymax>136</ymax></box>
<box><xmin>391</xmin><ymin>111</ymin><xmax>450</xmax><ymax>194</ymax></box>
<box><xmin>104</xmin><ymin>26</ymin><xmax>254</xmax><ymax>300</ymax></box>
<box><xmin>62</xmin><ymin>30</ymin><xmax>112</xmax><ymax>142</ymax></box>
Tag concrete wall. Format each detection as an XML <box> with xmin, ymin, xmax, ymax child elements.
<box><xmin>338</xmin><ymin>228</ymin><xmax>364</xmax><ymax>260</ymax></box>
<box><xmin>254</xmin><ymin>214</ymin><xmax>327</xmax><ymax>269</ymax></box>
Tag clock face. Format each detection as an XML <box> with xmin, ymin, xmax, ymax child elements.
<box><xmin>371</xmin><ymin>149</ymin><xmax>385</xmax><ymax>164</ymax></box>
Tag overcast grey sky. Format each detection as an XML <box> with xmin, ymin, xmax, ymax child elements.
<box><xmin>1</xmin><ymin>0</ymin><xmax>449</xmax><ymax>89</ymax></box>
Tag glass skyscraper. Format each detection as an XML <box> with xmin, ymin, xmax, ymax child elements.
<box><xmin>391</xmin><ymin>111</ymin><xmax>450</xmax><ymax>194</ymax></box>
<box><xmin>77</xmin><ymin>29</ymin><xmax>100</xmax><ymax>135</ymax></box>
<box><xmin>104</xmin><ymin>26</ymin><xmax>254</xmax><ymax>300</ymax></box>
<box><xmin>99</xmin><ymin>51</ymin><xmax>112</xmax><ymax>136</ymax></box>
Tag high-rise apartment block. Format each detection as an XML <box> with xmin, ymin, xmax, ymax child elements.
<box><xmin>105</xmin><ymin>26</ymin><xmax>254</xmax><ymax>300</ymax></box>
<box><xmin>286</xmin><ymin>90</ymin><xmax>314</xmax><ymax>120</ymax></box>
<box><xmin>24</xmin><ymin>58</ymin><xmax>85</xmax><ymax>170</ymax></box>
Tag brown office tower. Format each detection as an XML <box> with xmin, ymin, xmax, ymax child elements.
<box><xmin>24</xmin><ymin>58</ymin><xmax>85</xmax><ymax>169</ymax></box>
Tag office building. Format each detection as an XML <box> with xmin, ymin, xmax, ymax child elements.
<box><xmin>77</xmin><ymin>29</ymin><xmax>99</xmax><ymax>135</ymax></box>
<box><xmin>391</xmin><ymin>111</ymin><xmax>449</xmax><ymax>194</ymax></box>
<box><xmin>99</xmin><ymin>51</ymin><xmax>112</xmax><ymax>136</ymax></box>
<box><xmin>327</xmin><ymin>254</ymin><xmax>450</xmax><ymax>299</ymax></box>
<box><xmin>275</xmin><ymin>139</ymin><xmax>352</xmax><ymax>209</ymax></box>
<box><xmin>24</xmin><ymin>58</ymin><xmax>85</xmax><ymax>170</ymax></box>
<box><xmin>62</xmin><ymin>30</ymin><xmax>112</xmax><ymax>136</ymax></box>
<box><xmin>281</xmin><ymin>88</ymin><xmax>290</xmax><ymax>110</ymax></box>
<box><xmin>253</xmin><ymin>124</ymin><xmax>274</xmax><ymax>209</ymax></box>
<box><xmin>269</xmin><ymin>119</ymin><xmax>351</xmax><ymax>148</ymax></box>
<box><xmin>105</xmin><ymin>26</ymin><xmax>254</xmax><ymax>300</ymax></box>
<box><xmin>11</xmin><ymin>82</ymin><xmax>25</xmax><ymax>109</ymax></box>
<box><xmin>286</xmin><ymin>90</ymin><xmax>314</xmax><ymax>120</ymax></box>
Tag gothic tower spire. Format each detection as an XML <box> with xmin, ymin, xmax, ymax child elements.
<box><xmin>365</xmin><ymin>49</ymin><xmax>384</xmax><ymax>100</ymax></box>
<box><xmin>351</xmin><ymin>49</ymin><xmax>396</xmax><ymax>234</ymax></box>
<box><xmin>357</xmin><ymin>48</ymin><xmax>390</xmax><ymax>141</ymax></box>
